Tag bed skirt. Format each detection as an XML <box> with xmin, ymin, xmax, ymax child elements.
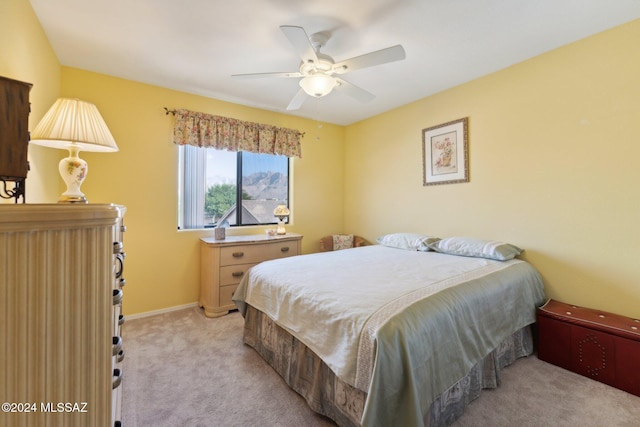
<box><xmin>242</xmin><ymin>304</ymin><xmax>534</xmax><ymax>427</ymax></box>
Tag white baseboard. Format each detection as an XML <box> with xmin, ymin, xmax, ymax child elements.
<box><xmin>125</xmin><ymin>302</ymin><xmax>199</xmax><ymax>320</ymax></box>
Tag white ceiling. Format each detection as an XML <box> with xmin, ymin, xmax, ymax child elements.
<box><xmin>29</xmin><ymin>0</ymin><xmax>640</xmax><ymax>126</ymax></box>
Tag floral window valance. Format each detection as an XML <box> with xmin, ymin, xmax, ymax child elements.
<box><xmin>170</xmin><ymin>108</ymin><xmax>303</xmax><ymax>158</ymax></box>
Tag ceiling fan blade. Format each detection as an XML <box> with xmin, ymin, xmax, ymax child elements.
<box><xmin>231</xmin><ymin>71</ymin><xmax>302</xmax><ymax>79</ymax></box>
<box><xmin>334</xmin><ymin>78</ymin><xmax>376</xmax><ymax>103</ymax></box>
<box><xmin>280</xmin><ymin>25</ymin><xmax>319</xmax><ymax>64</ymax></box>
<box><xmin>286</xmin><ymin>88</ymin><xmax>308</xmax><ymax>111</ymax></box>
<box><xmin>333</xmin><ymin>45</ymin><xmax>406</xmax><ymax>74</ymax></box>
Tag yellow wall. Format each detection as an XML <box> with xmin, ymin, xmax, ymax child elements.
<box><xmin>345</xmin><ymin>19</ymin><xmax>640</xmax><ymax>318</ymax></box>
<box><xmin>5</xmin><ymin>0</ymin><xmax>639</xmax><ymax>318</ymax></box>
<box><xmin>4</xmin><ymin>0</ymin><xmax>346</xmax><ymax>316</ymax></box>
<box><xmin>0</xmin><ymin>0</ymin><xmax>60</xmax><ymax>203</ymax></box>
<box><xmin>60</xmin><ymin>68</ymin><xmax>345</xmax><ymax>316</ymax></box>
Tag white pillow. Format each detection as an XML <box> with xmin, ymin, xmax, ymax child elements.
<box><xmin>376</xmin><ymin>233</ymin><xmax>440</xmax><ymax>251</ymax></box>
<box><xmin>428</xmin><ymin>237</ymin><xmax>523</xmax><ymax>261</ymax></box>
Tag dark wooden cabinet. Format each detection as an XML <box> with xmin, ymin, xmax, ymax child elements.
<box><xmin>0</xmin><ymin>75</ymin><xmax>32</xmax><ymax>202</ymax></box>
<box><xmin>537</xmin><ymin>299</ymin><xmax>640</xmax><ymax>397</ymax></box>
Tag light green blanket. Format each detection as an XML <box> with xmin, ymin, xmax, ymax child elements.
<box><xmin>233</xmin><ymin>245</ymin><xmax>545</xmax><ymax>427</ymax></box>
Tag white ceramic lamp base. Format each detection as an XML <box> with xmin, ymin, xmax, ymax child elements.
<box><xmin>58</xmin><ymin>145</ymin><xmax>88</xmax><ymax>203</ymax></box>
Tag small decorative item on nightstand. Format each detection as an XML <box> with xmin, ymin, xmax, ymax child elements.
<box><xmin>214</xmin><ymin>227</ymin><xmax>225</xmax><ymax>240</ymax></box>
<box><xmin>273</xmin><ymin>204</ymin><xmax>290</xmax><ymax>235</ymax></box>
<box><xmin>214</xmin><ymin>219</ymin><xmax>228</xmax><ymax>240</ymax></box>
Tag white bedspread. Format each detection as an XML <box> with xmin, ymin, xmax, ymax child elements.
<box><xmin>234</xmin><ymin>245</ymin><xmax>546</xmax><ymax>427</ymax></box>
<box><xmin>235</xmin><ymin>245</ymin><xmax>519</xmax><ymax>389</ymax></box>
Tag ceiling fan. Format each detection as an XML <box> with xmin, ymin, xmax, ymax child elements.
<box><xmin>232</xmin><ymin>25</ymin><xmax>406</xmax><ymax>111</ymax></box>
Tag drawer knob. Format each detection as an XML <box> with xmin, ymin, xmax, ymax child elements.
<box><xmin>116</xmin><ymin>349</ymin><xmax>125</xmax><ymax>363</ymax></box>
<box><xmin>281</xmin><ymin>247</ymin><xmax>290</xmax><ymax>253</ymax></box>
<box><xmin>232</xmin><ymin>271</ymin><xmax>244</xmax><ymax>278</ymax></box>
<box><xmin>115</xmin><ymin>254</ymin><xmax>125</xmax><ymax>279</ymax></box>
<box><xmin>232</xmin><ymin>252</ymin><xmax>244</xmax><ymax>258</ymax></box>
<box><xmin>118</xmin><ymin>314</ymin><xmax>126</xmax><ymax>326</ymax></box>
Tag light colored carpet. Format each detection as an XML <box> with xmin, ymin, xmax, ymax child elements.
<box><xmin>121</xmin><ymin>307</ymin><xmax>640</xmax><ymax>427</ymax></box>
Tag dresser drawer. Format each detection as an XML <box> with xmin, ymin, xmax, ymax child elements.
<box><xmin>220</xmin><ymin>264</ymin><xmax>254</xmax><ymax>286</ymax></box>
<box><xmin>220</xmin><ymin>244</ymin><xmax>269</xmax><ymax>265</ymax></box>
<box><xmin>219</xmin><ymin>240</ymin><xmax>298</xmax><ymax>265</ymax></box>
<box><xmin>269</xmin><ymin>240</ymin><xmax>298</xmax><ymax>259</ymax></box>
<box><xmin>220</xmin><ymin>284</ymin><xmax>238</xmax><ymax>307</ymax></box>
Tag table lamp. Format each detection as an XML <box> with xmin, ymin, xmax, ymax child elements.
<box><xmin>30</xmin><ymin>98</ymin><xmax>119</xmax><ymax>203</ymax></box>
<box><xmin>273</xmin><ymin>205</ymin><xmax>290</xmax><ymax>235</ymax></box>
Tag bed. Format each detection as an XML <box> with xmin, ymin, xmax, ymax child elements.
<box><xmin>233</xmin><ymin>234</ymin><xmax>546</xmax><ymax>427</ymax></box>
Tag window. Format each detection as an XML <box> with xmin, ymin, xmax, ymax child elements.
<box><xmin>178</xmin><ymin>145</ymin><xmax>289</xmax><ymax>230</ymax></box>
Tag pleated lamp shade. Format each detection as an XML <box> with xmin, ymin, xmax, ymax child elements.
<box><xmin>30</xmin><ymin>98</ymin><xmax>119</xmax><ymax>203</ymax></box>
<box><xmin>30</xmin><ymin>98</ymin><xmax>119</xmax><ymax>152</ymax></box>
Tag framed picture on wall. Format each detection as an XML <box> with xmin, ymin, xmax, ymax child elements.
<box><xmin>422</xmin><ymin>117</ymin><xmax>469</xmax><ymax>186</ymax></box>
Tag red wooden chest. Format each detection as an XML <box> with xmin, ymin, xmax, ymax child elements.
<box><xmin>537</xmin><ymin>299</ymin><xmax>640</xmax><ymax>397</ymax></box>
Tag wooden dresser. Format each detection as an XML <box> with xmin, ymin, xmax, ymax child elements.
<box><xmin>0</xmin><ymin>204</ymin><xmax>127</xmax><ymax>427</ymax></box>
<box><xmin>200</xmin><ymin>233</ymin><xmax>303</xmax><ymax>318</ymax></box>
<box><xmin>537</xmin><ymin>299</ymin><xmax>640</xmax><ymax>397</ymax></box>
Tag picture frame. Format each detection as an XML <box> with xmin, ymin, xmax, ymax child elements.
<box><xmin>422</xmin><ymin>117</ymin><xmax>469</xmax><ymax>186</ymax></box>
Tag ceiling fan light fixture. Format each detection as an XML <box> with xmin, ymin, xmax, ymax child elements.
<box><xmin>299</xmin><ymin>74</ymin><xmax>337</xmax><ymax>98</ymax></box>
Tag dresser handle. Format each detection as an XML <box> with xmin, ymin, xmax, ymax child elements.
<box><xmin>115</xmin><ymin>254</ymin><xmax>125</xmax><ymax>279</ymax></box>
<box><xmin>119</xmin><ymin>278</ymin><xmax>126</xmax><ymax>288</ymax></box>
<box><xmin>112</xmin><ymin>369</ymin><xmax>123</xmax><ymax>389</ymax></box>
<box><xmin>112</xmin><ymin>336</ymin><xmax>122</xmax><ymax>356</ymax></box>
<box><xmin>113</xmin><ymin>241</ymin><xmax>123</xmax><ymax>254</ymax></box>
<box><xmin>232</xmin><ymin>252</ymin><xmax>244</xmax><ymax>258</ymax></box>
<box><xmin>117</xmin><ymin>349</ymin><xmax>125</xmax><ymax>363</ymax></box>
<box><xmin>232</xmin><ymin>271</ymin><xmax>244</xmax><ymax>278</ymax></box>
<box><xmin>281</xmin><ymin>247</ymin><xmax>290</xmax><ymax>253</ymax></box>
<box><xmin>113</xmin><ymin>289</ymin><xmax>123</xmax><ymax>306</ymax></box>
<box><xmin>118</xmin><ymin>314</ymin><xmax>125</xmax><ymax>326</ymax></box>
